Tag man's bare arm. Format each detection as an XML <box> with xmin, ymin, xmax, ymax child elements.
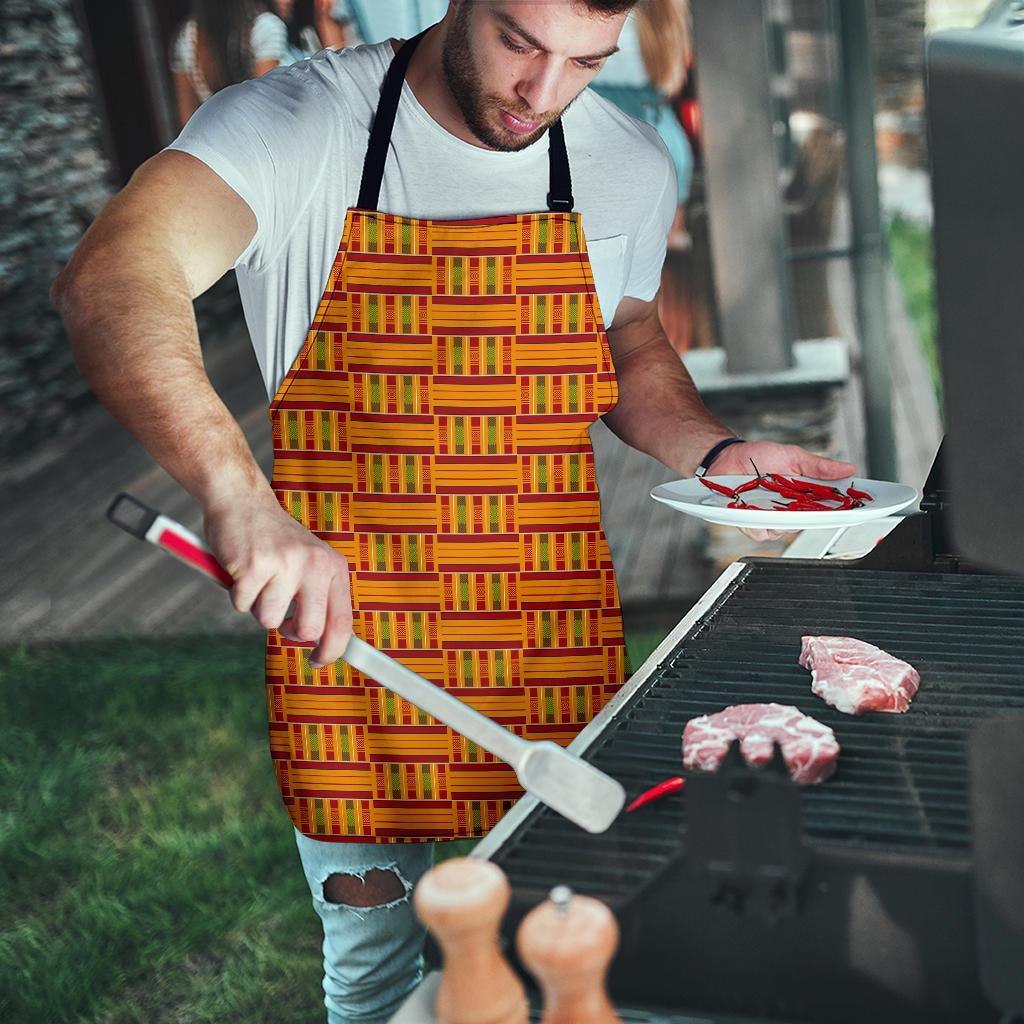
<box><xmin>602</xmin><ymin>295</ymin><xmax>733</xmax><ymax>476</ymax></box>
<box><xmin>52</xmin><ymin>151</ymin><xmax>353</xmax><ymax>664</ymax></box>
<box><xmin>52</xmin><ymin>150</ymin><xmax>260</xmax><ymax>505</ymax></box>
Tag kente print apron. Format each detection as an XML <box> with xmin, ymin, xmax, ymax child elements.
<box><xmin>265</xmin><ymin>30</ymin><xmax>628</xmax><ymax>842</ymax></box>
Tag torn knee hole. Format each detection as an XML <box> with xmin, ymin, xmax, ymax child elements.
<box><xmin>323</xmin><ymin>868</ymin><xmax>407</xmax><ymax>908</ymax></box>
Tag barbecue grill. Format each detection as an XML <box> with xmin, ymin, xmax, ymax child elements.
<box><xmin>472</xmin><ymin>447</ymin><xmax>1024</xmax><ymax>1022</ymax></box>
<box><xmin>464</xmin><ymin>9</ymin><xmax>1024</xmax><ymax>1022</ymax></box>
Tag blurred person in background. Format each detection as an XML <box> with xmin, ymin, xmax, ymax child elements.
<box><xmin>593</xmin><ymin>0</ymin><xmax>693</xmax><ymax>239</ymax></box>
<box><xmin>593</xmin><ymin>0</ymin><xmax>694</xmax><ymax>349</ymax></box>
<box><xmin>275</xmin><ymin>0</ymin><xmax>352</xmax><ymax>63</ymax></box>
<box><xmin>171</xmin><ymin>0</ymin><xmax>289</xmax><ymax>128</ymax></box>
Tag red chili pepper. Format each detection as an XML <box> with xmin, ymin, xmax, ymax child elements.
<box><xmin>774</xmin><ymin>474</ymin><xmax>844</xmax><ymax>499</ymax></box>
<box><xmin>762</xmin><ymin>480</ymin><xmax>821</xmax><ymax>501</ymax></box>
<box><xmin>626</xmin><ymin>776</ymin><xmax>686</xmax><ymax>812</ymax></box>
<box><xmin>780</xmin><ymin>498</ymin><xmax>833</xmax><ymax>511</ymax></box>
<box><xmin>699</xmin><ymin>477</ymin><xmax>737</xmax><ymax>498</ymax></box>
<box><xmin>847</xmin><ymin>485</ymin><xmax>873</xmax><ymax>502</ymax></box>
<box><xmin>735</xmin><ymin>478</ymin><xmax>762</xmax><ymax>494</ymax></box>
<box><xmin>811</xmin><ymin>484</ymin><xmax>846</xmax><ymax>498</ymax></box>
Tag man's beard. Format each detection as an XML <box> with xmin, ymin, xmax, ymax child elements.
<box><xmin>441</xmin><ymin>6</ymin><xmax>561</xmax><ymax>151</ymax></box>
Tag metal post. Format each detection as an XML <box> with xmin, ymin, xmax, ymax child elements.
<box><xmin>690</xmin><ymin>0</ymin><xmax>795</xmax><ymax>374</ymax></box>
<box><xmin>836</xmin><ymin>0</ymin><xmax>898</xmax><ymax>480</ymax></box>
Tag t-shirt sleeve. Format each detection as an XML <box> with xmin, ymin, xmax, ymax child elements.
<box><xmin>251</xmin><ymin>11</ymin><xmax>289</xmax><ymax>63</ymax></box>
<box><xmin>623</xmin><ymin>135</ymin><xmax>678</xmax><ymax>302</ymax></box>
<box><xmin>165</xmin><ymin>65</ymin><xmax>338</xmax><ymax>273</ymax></box>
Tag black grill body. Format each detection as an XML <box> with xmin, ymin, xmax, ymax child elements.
<box><xmin>486</xmin><ymin>559</ymin><xmax>1024</xmax><ymax>1023</ymax></box>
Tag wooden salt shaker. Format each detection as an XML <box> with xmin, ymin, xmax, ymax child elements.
<box><xmin>516</xmin><ymin>885</ymin><xmax>621</xmax><ymax>1024</ymax></box>
<box><xmin>413</xmin><ymin>857</ymin><xmax>528</xmax><ymax>1024</ymax></box>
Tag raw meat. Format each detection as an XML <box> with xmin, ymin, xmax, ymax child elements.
<box><xmin>799</xmin><ymin>636</ymin><xmax>920</xmax><ymax>716</ymax></box>
<box><xmin>682</xmin><ymin>703</ymin><xmax>840</xmax><ymax>785</ymax></box>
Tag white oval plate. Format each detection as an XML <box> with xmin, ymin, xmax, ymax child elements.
<box><xmin>650</xmin><ymin>476</ymin><xmax>920</xmax><ymax>530</ymax></box>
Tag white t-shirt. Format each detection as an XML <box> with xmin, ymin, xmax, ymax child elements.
<box><xmin>167</xmin><ymin>40</ymin><xmax>677</xmax><ymax>401</ymax></box>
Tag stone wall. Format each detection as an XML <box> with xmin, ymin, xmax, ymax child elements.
<box><xmin>0</xmin><ymin>0</ymin><xmax>116</xmax><ymax>463</ymax></box>
<box><xmin>0</xmin><ymin>0</ymin><xmax>243</xmax><ymax>466</ymax></box>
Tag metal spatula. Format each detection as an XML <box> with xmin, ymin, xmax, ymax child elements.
<box><xmin>107</xmin><ymin>493</ymin><xmax>626</xmax><ymax>834</ymax></box>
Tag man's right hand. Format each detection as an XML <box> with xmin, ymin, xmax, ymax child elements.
<box><xmin>203</xmin><ymin>490</ymin><xmax>353</xmax><ymax>668</ymax></box>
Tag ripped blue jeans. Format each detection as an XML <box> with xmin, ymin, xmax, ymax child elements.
<box><xmin>293</xmin><ymin>827</ymin><xmax>436</xmax><ymax>1024</ymax></box>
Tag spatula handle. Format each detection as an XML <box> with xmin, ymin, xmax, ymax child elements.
<box><xmin>343</xmin><ymin>637</ymin><xmax>527</xmax><ymax>765</ymax></box>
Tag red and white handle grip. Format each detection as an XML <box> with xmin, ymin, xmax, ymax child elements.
<box><xmin>107</xmin><ymin>493</ymin><xmax>234</xmax><ymax>589</ymax></box>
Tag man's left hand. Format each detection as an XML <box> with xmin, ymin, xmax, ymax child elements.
<box><xmin>707</xmin><ymin>440</ymin><xmax>857</xmax><ymax>542</ymax></box>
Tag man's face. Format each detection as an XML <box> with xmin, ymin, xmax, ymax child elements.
<box><xmin>441</xmin><ymin>1</ymin><xmax>627</xmax><ymax>151</ymax></box>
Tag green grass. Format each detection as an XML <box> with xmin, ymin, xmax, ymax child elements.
<box><xmin>1</xmin><ymin>637</ymin><xmax>324</xmax><ymax>1024</ymax></box>
<box><xmin>1</xmin><ymin>629</ymin><xmax>668</xmax><ymax>1022</ymax></box>
<box><xmin>887</xmin><ymin>215</ymin><xmax>942</xmax><ymax>413</ymax></box>
<box><xmin>625</xmin><ymin>631</ymin><xmax>668</xmax><ymax>675</ymax></box>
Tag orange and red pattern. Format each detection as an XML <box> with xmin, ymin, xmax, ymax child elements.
<box><xmin>266</xmin><ymin>209</ymin><xmax>627</xmax><ymax>842</ymax></box>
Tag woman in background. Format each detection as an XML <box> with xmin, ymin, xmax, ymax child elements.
<box><xmin>592</xmin><ymin>0</ymin><xmax>693</xmax><ymax>210</ymax></box>
<box><xmin>170</xmin><ymin>1</ymin><xmax>289</xmax><ymax>128</ymax></box>
<box><xmin>592</xmin><ymin>0</ymin><xmax>697</xmax><ymax>352</ymax></box>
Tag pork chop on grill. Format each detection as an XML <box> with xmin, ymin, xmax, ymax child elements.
<box><xmin>799</xmin><ymin>635</ymin><xmax>920</xmax><ymax>716</ymax></box>
<box><xmin>682</xmin><ymin>703</ymin><xmax>839</xmax><ymax>785</ymax></box>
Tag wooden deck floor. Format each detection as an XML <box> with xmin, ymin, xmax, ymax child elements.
<box><xmin>2</xmin><ymin>240</ymin><xmax>939</xmax><ymax>645</ymax></box>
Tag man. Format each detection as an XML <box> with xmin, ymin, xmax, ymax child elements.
<box><xmin>53</xmin><ymin>2</ymin><xmax>855</xmax><ymax>1020</ymax></box>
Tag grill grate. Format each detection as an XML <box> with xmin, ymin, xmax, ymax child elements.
<box><xmin>493</xmin><ymin>563</ymin><xmax>1024</xmax><ymax>899</ymax></box>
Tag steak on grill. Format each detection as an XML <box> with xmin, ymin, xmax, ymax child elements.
<box><xmin>799</xmin><ymin>635</ymin><xmax>921</xmax><ymax>715</ymax></box>
<box><xmin>682</xmin><ymin>703</ymin><xmax>840</xmax><ymax>785</ymax></box>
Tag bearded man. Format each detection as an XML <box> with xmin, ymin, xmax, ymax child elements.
<box><xmin>52</xmin><ymin>2</ymin><xmax>854</xmax><ymax>1020</ymax></box>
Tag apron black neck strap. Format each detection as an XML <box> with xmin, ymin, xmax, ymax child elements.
<box><xmin>357</xmin><ymin>30</ymin><xmax>427</xmax><ymax>212</ymax></box>
<box><xmin>357</xmin><ymin>29</ymin><xmax>575</xmax><ymax>214</ymax></box>
<box><xmin>546</xmin><ymin>119</ymin><xmax>574</xmax><ymax>213</ymax></box>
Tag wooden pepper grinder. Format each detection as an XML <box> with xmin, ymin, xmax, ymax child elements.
<box><xmin>413</xmin><ymin>857</ymin><xmax>528</xmax><ymax>1024</ymax></box>
<box><xmin>516</xmin><ymin>885</ymin><xmax>621</xmax><ymax>1024</ymax></box>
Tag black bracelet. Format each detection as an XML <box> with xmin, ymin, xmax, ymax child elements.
<box><xmin>695</xmin><ymin>437</ymin><xmax>745</xmax><ymax>478</ymax></box>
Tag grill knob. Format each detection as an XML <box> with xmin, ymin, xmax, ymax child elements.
<box><xmin>413</xmin><ymin>857</ymin><xmax>528</xmax><ymax>1024</ymax></box>
<box><xmin>517</xmin><ymin>888</ymin><xmax>621</xmax><ymax>1024</ymax></box>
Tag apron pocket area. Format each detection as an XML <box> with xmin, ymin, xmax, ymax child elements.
<box><xmin>584</xmin><ymin>234</ymin><xmax>627</xmax><ymax>330</ymax></box>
